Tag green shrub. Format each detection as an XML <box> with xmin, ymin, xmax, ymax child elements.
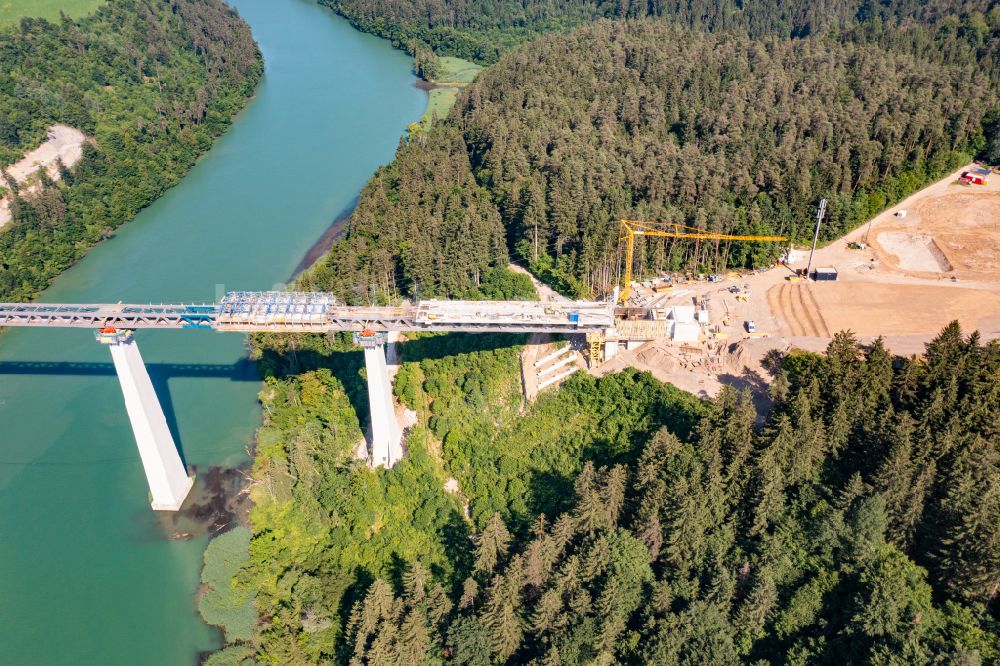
<box><xmin>198</xmin><ymin>527</ymin><xmax>255</xmax><ymax>643</ymax></box>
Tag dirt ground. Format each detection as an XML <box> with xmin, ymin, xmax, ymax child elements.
<box><xmin>765</xmin><ymin>163</ymin><xmax>1000</xmax><ymax>345</ymax></box>
<box><xmin>873</xmin><ymin>190</ymin><xmax>1000</xmax><ymax>281</ymax></box>
<box><xmin>0</xmin><ymin>124</ymin><xmax>87</xmax><ymax>229</ymax></box>
<box><xmin>602</xmin><ymin>163</ymin><xmax>1000</xmax><ymax>399</ymax></box>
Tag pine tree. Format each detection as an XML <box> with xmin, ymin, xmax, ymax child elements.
<box><xmin>347</xmin><ymin>580</ymin><xmax>395</xmax><ymax>653</ymax></box>
<box><xmin>929</xmin><ymin>438</ymin><xmax>1000</xmax><ymax>605</ymax></box>
<box><xmin>872</xmin><ymin>414</ymin><xmax>928</xmax><ymax>548</ymax></box>
<box><xmin>602</xmin><ymin>465</ymin><xmax>628</xmax><ymax>527</ymax></box>
<box><xmin>482</xmin><ymin>573</ymin><xmax>524</xmax><ymax>661</ymax></box>
<box><xmin>459</xmin><ymin>577</ymin><xmax>479</xmax><ymax>610</ymax></box>
<box><xmin>475</xmin><ymin>512</ymin><xmax>511</xmax><ymax>575</ymax></box>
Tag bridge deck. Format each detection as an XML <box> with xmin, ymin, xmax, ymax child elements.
<box><xmin>0</xmin><ymin>292</ymin><xmax>615</xmax><ymax>334</ymax></box>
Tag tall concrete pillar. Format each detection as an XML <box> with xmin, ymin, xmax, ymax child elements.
<box><xmin>97</xmin><ymin>329</ymin><xmax>194</xmax><ymax>510</ymax></box>
<box><xmin>354</xmin><ymin>331</ymin><xmax>403</xmax><ymax>468</ymax></box>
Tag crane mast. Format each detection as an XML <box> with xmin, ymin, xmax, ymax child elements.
<box><xmin>618</xmin><ymin>219</ymin><xmax>788</xmax><ymax>303</ymax></box>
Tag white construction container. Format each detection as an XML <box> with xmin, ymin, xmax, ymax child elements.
<box><xmin>671</xmin><ymin>322</ymin><xmax>700</xmax><ymax>343</ymax></box>
<box><xmin>669</xmin><ymin>305</ymin><xmax>696</xmax><ymax>323</ymax></box>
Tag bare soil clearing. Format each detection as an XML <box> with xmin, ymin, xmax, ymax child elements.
<box><xmin>765</xmin><ymin>163</ymin><xmax>1000</xmax><ymax>344</ymax></box>
<box><xmin>0</xmin><ymin>125</ymin><xmax>87</xmax><ymax>229</ymax></box>
<box><xmin>806</xmin><ymin>283</ymin><xmax>1000</xmax><ymax>337</ymax></box>
<box><xmin>606</xmin><ymin>163</ymin><xmax>1000</xmax><ymax>398</ymax></box>
<box><xmin>873</xmin><ymin>190</ymin><xmax>1000</xmax><ymax>281</ymax></box>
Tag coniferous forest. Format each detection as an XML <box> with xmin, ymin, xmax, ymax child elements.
<box><xmin>196</xmin><ymin>0</ymin><xmax>1000</xmax><ymax>663</ymax></box>
<box><xmin>227</xmin><ymin>324</ymin><xmax>1000</xmax><ymax>664</ymax></box>
<box><xmin>0</xmin><ymin>0</ymin><xmax>262</xmax><ymax>301</ymax></box>
<box><xmin>303</xmin><ymin>12</ymin><xmax>998</xmax><ymax>302</ymax></box>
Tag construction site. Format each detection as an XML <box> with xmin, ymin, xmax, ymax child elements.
<box><xmin>514</xmin><ymin>163</ymin><xmax>1000</xmax><ymax>401</ymax></box>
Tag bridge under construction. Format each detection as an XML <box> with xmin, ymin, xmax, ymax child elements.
<box><xmin>0</xmin><ymin>291</ymin><xmax>615</xmax><ymax>333</ymax></box>
<box><xmin>1</xmin><ymin>217</ymin><xmax>791</xmax><ymax>511</ymax></box>
<box><xmin>0</xmin><ymin>291</ymin><xmax>642</xmax><ymax>512</ymax></box>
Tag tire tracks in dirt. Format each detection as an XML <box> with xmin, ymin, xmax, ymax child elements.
<box><xmin>803</xmin><ymin>286</ymin><xmax>832</xmax><ymax>337</ymax></box>
<box><xmin>769</xmin><ymin>283</ymin><xmax>832</xmax><ymax>337</ymax></box>
<box><xmin>794</xmin><ymin>284</ymin><xmax>822</xmax><ymax>336</ymax></box>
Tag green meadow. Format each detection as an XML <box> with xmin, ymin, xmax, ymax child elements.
<box><xmin>0</xmin><ymin>0</ymin><xmax>104</xmax><ymax>27</ymax></box>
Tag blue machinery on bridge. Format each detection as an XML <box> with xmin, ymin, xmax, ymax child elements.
<box><xmin>0</xmin><ymin>292</ymin><xmax>618</xmax><ymax>511</ymax></box>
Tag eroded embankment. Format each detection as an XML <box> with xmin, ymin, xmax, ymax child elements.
<box><xmin>0</xmin><ymin>125</ymin><xmax>87</xmax><ymax>229</ymax></box>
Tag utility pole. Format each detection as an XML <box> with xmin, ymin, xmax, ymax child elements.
<box><xmin>805</xmin><ymin>198</ymin><xmax>826</xmax><ymax>281</ymax></box>
<box><xmin>863</xmin><ymin>212</ymin><xmax>876</xmax><ymax>244</ymax></box>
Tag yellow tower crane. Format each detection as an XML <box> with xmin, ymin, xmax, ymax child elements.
<box><xmin>618</xmin><ymin>219</ymin><xmax>788</xmax><ymax>304</ymax></box>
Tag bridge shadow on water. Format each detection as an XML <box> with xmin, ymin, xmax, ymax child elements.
<box><xmin>0</xmin><ymin>359</ymin><xmax>260</xmax><ymax>467</ymax></box>
<box><xmin>0</xmin><ymin>332</ymin><xmax>524</xmax><ymax>470</ymax></box>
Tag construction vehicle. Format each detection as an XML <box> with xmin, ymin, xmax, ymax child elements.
<box><xmin>618</xmin><ymin>220</ymin><xmax>787</xmax><ymax>303</ymax></box>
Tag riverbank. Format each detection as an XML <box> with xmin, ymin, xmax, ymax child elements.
<box><xmin>0</xmin><ymin>0</ymin><xmax>425</xmax><ymax>661</ymax></box>
<box><xmin>418</xmin><ymin>56</ymin><xmax>482</xmax><ymax>127</ymax></box>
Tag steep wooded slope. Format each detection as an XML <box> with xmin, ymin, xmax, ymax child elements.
<box><xmin>305</xmin><ymin>21</ymin><xmax>992</xmax><ymax>300</ymax></box>
<box><xmin>0</xmin><ymin>0</ymin><xmax>261</xmax><ymax>300</ymax></box>
<box><xmin>323</xmin><ymin>0</ymin><xmax>1000</xmax><ymax>65</ymax></box>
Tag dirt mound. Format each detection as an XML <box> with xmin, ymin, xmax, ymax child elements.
<box><xmin>636</xmin><ymin>342</ymin><xmax>679</xmax><ymax>371</ymax></box>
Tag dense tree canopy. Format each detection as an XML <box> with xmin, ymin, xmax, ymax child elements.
<box><xmin>233</xmin><ymin>323</ymin><xmax>1000</xmax><ymax>663</ymax></box>
<box><xmin>304</xmin><ymin>20</ymin><xmax>993</xmax><ymax>300</ymax></box>
<box><xmin>323</xmin><ymin>0</ymin><xmax>1000</xmax><ymax>68</ymax></box>
<box><xmin>0</xmin><ymin>0</ymin><xmax>261</xmax><ymax>301</ymax></box>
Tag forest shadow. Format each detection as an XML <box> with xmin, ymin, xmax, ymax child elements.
<box><xmin>441</xmin><ymin>507</ymin><xmax>475</xmax><ymax>587</ymax></box>
<box><xmin>0</xmin><ymin>359</ymin><xmax>258</xmax><ymax>468</ymax></box>
<box><xmin>528</xmin><ymin>470</ymin><xmax>577</xmax><ymax>526</ymax></box>
<box><xmin>396</xmin><ymin>332</ymin><xmax>528</xmax><ymax>365</ymax></box>
<box><xmin>717</xmin><ymin>367</ymin><xmax>773</xmax><ymax>415</ymax></box>
<box><xmin>257</xmin><ymin>332</ymin><xmax>526</xmax><ymax>436</ymax></box>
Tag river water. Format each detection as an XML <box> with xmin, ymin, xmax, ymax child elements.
<box><xmin>0</xmin><ymin>1</ymin><xmax>424</xmax><ymax>662</ymax></box>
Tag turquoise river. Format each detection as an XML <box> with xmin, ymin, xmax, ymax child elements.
<box><xmin>0</xmin><ymin>0</ymin><xmax>425</xmax><ymax>662</ymax></box>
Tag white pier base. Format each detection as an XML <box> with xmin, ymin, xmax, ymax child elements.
<box><xmin>99</xmin><ymin>330</ymin><xmax>193</xmax><ymax>510</ymax></box>
<box><xmin>357</xmin><ymin>333</ymin><xmax>403</xmax><ymax>468</ymax></box>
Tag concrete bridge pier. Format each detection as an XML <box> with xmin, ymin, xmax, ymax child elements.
<box><xmin>354</xmin><ymin>331</ymin><xmax>402</xmax><ymax>468</ymax></box>
<box><xmin>97</xmin><ymin>329</ymin><xmax>194</xmax><ymax>510</ymax></box>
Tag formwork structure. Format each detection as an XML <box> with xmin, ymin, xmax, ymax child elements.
<box><xmin>217</xmin><ymin>291</ymin><xmax>336</xmax><ymax>326</ymax></box>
